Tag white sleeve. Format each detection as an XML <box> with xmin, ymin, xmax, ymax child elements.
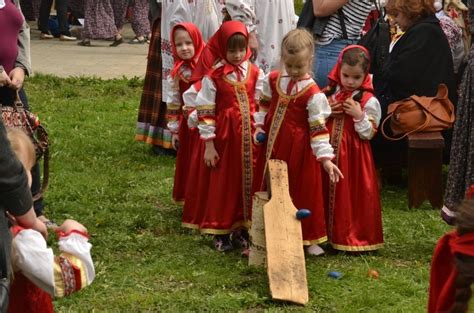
<box><xmin>254</xmin><ymin>73</ymin><xmax>271</xmax><ymax>127</ymax></box>
<box><xmin>166</xmin><ymin>77</ymin><xmax>183</xmax><ymax>134</ymax></box>
<box><xmin>12</xmin><ymin>229</ymin><xmax>56</xmax><ymax>296</ymax></box>
<box><xmin>11</xmin><ymin>229</ymin><xmax>94</xmax><ymax>298</ymax></box>
<box><xmin>254</xmin><ymin>68</ymin><xmax>265</xmax><ymax>101</ymax></box>
<box><xmin>183</xmin><ymin>84</ymin><xmax>200</xmax><ymax>129</ymax></box>
<box><xmin>196</xmin><ymin>76</ymin><xmax>217</xmax><ymax>140</ymax></box>
<box><xmin>307</xmin><ymin>93</ymin><xmax>334</xmax><ymax>160</ymax></box>
<box><xmin>354</xmin><ymin>96</ymin><xmax>381</xmax><ymax>140</ymax></box>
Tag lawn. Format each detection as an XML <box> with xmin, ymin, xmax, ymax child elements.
<box><xmin>24</xmin><ymin>75</ymin><xmax>450</xmax><ymax>312</ymax></box>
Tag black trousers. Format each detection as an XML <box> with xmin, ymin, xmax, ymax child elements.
<box><xmin>0</xmin><ymin>87</ymin><xmax>44</xmax><ymax>216</ymax></box>
<box><xmin>39</xmin><ymin>0</ymin><xmax>70</xmax><ymax>36</ymax></box>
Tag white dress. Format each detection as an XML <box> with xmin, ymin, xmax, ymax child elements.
<box><xmin>225</xmin><ymin>0</ymin><xmax>296</xmax><ymax>73</ymax></box>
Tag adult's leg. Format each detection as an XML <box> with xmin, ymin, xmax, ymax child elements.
<box><xmin>313</xmin><ymin>39</ymin><xmax>357</xmax><ymax>88</ymax></box>
<box><xmin>56</xmin><ymin>0</ymin><xmax>71</xmax><ymax>36</ymax></box>
<box><xmin>38</xmin><ymin>0</ymin><xmax>53</xmax><ymax>34</ymax></box>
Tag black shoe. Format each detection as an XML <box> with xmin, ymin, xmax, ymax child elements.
<box><xmin>213</xmin><ymin>234</ymin><xmax>233</xmax><ymax>252</ymax></box>
<box><xmin>231</xmin><ymin>229</ymin><xmax>250</xmax><ymax>249</ymax></box>
<box><xmin>109</xmin><ymin>37</ymin><xmax>123</xmax><ymax>47</ymax></box>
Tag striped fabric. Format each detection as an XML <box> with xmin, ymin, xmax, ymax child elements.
<box><xmin>135</xmin><ymin>12</ymin><xmax>173</xmax><ymax>148</ymax></box>
<box><xmin>317</xmin><ymin>0</ymin><xmax>373</xmax><ymax>45</ymax></box>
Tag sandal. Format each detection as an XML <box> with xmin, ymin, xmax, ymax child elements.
<box><xmin>109</xmin><ymin>37</ymin><xmax>124</xmax><ymax>47</ymax></box>
<box><xmin>129</xmin><ymin>37</ymin><xmax>146</xmax><ymax>44</ymax></box>
<box><xmin>77</xmin><ymin>39</ymin><xmax>91</xmax><ymax>46</ymax></box>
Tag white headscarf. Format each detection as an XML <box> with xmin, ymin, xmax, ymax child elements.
<box><xmin>0</xmin><ymin>0</ymin><xmax>5</xmax><ymax>9</ymax></box>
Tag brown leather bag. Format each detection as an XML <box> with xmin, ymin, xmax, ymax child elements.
<box><xmin>381</xmin><ymin>84</ymin><xmax>455</xmax><ymax>141</ymax></box>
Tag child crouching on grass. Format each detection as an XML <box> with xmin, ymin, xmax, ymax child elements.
<box><xmin>6</xmin><ymin>128</ymin><xmax>95</xmax><ymax>313</ymax></box>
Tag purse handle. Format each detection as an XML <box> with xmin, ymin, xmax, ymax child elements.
<box><xmin>380</xmin><ymin>104</ymin><xmax>431</xmax><ymax>141</ymax></box>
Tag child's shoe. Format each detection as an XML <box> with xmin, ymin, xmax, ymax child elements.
<box><xmin>231</xmin><ymin>228</ymin><xmax>250</xmax><ymax>249</ymax></box>
<box><xmin>213</xmin><ymin>234</ymin><xmax>233</xmax><ymax>252</ymax></box>
<box><xmin>305</xmin><ymin>244</ymin><xmax>325</xmax><ymax>256</ymax></box>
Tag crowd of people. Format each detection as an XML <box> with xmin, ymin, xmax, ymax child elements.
<box><xmin>1</xmin><ymin>0</ymin><xmax>474</xmax><ymax>311</ymax></box>
<box><xmin>19</xmin><ymin>0</ymin><xmax>151</xmax><ymax>46</ymax></box>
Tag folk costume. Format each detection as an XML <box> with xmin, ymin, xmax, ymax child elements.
<box><xmin>324</xmin><ymin>45</ymin><xmax>383</xmax><ymax>251</ymax></box>
<box><xmin>166</xmin><ymin>23</ymin><xmax>205</xmax><ymax>204</ymax></box>
<box><xmin>253</xmin><ymin>70</ymin><xmax>334</xmax><ymax>245</ymax></box>
<box><xmin>135</xmin><ymin>4</ymin><xmax>170</xmax><ymax>148</ymax></box>
<box><xmin>8</xmin><ymin>227</ymin><xmax>95</xmax><ymax>313</ymax></box>
<box><xmin>182</xmin><ymin>21</ymin><xmax>264</xmax><ymax>234</ymax></box>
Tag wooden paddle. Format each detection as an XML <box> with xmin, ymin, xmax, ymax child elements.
<box><xmin>263</xmin><ymin>159</ymin><xmax>308</xmax><ymax>305</ymax></box>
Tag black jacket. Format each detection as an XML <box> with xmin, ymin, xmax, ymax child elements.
<box><xmin>375</xmin><ymin>14</ymin><xmax>457</xmax><ymax>113</ymax></box>
<box><xmin>0</xmin><ymin>119</ymin><xmax>32</xmax><ymax>300</ymax></box>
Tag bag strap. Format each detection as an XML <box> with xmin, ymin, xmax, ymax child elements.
<box><xmin>380</xmin><ymin>108</ymin><xmax>431</xmax><ymax>141</ymax></box>
<box><xmin>337</xmin><ymin>8</ymin><xmax>348</xmax><ymax>40</ymax></box>
<box><xmin>32</xmin><ymin>131</ymin><xmax>49</xmax><ymax>202</ymax></box>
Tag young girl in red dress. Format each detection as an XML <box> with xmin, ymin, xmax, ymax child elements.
<box><xmin>165</xmin><ymin>22</ymin><xmax>205</xmax><ymax>204</ymax></box>
<box><xmin>182</xmin><ymin>21</ymin><xmax>264</xmax><ymax>252</ymax></box>
<box><xmin>253</xmin><ymin>28</ymin><xmax>343</xmax><ymax>256</ymax></box>
<box><xmin>323</xmin><ymin>45</ymin><xmax>384</xmax><ymax>251</ymax></box>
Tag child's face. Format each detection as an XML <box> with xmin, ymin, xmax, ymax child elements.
<box><xmin>174</xmin><ymin>29</ymin><xmax>195</xmax><ymax>60</ymax></box>
<box><xmin>282</xmin><ymin>50</ymin><xmax>311</xmax><ymax>80</ymax></box>
<box><xmin>226</xmin><ymin>47</ymin><xmax>247</xmax><ymax>65</ymax></box>
<box><xmin>340</xmin><ymin>63</ymin><xmax>365</xmax><ymax>91</ymax></box>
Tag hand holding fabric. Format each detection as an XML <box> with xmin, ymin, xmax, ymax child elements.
<box><xmin>9</xmin><ymin>67</ymin><xmax>25</xmax><ymax>90</ymax></box>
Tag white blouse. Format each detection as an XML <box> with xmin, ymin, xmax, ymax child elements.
<box><xmin>196</xmin><ymin>61</ymin><xmax>265</xmax><ymax>140</ymax></box>
<box><xmin>255</xmin><ymin>72</ymin><xmax>335</xmax><ymax>160</ymax></box>
<box><xmin>165</xmin><ymin>65</ymin><xmax>192</xmax><ymax>134</ymax></box>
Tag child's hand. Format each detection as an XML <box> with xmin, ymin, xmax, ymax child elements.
<box><xmin>342</xmin><ymin>98</ymin><xmax>364</xmax><ymax>120</ymax></box>
<box><xmin>329</xmin><ymin>101</ymin><xmax>344</xmax><ymax>116</ymax></box>
<box><xmin>321</xmin><ymin>159</ymin><xmax>344</xmax><ymax>183</ymax></box>
<box><xmin>56</xmin><ymin>219</ymin><xmax>87</xmax><ymax>234</ymax></box>
<box><xmin>253</xmin><ymin>127</ymin><xmax>265</xmax><ymax>145</ymax></box>
<box><xmin>204</xmin><ymin>140</ymin><xmax>220</xmax><ymax>168</ymax></box>
<box><xmin>171</xmin><ymin>134</ymin><xmax>179</xmax><ymax>150</ymax></box>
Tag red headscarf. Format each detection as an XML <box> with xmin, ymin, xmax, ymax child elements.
<box><xmin>327</xmin><ymin>45</ymin><xmax>374</xmax><ymax>102</ymax></box>
<box><xmin>170</xmin><ymin>22</ymin><xmax>205</xmax><ymax>79</ymax></box>
<box><xmin>428</xmin><ymin>231</ymin><xmax>474</xmax><ymax>312</ymax></box>
<box><xmin>190</xmin><ymin>21</ymin><xmax>251</xmax><ymax>81</ymax></box>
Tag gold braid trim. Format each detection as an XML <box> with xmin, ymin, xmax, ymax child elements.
<box><xmin>327</xmin><ymin>117</ymin><xmax>345</xmax><ymax>241</ymax></box>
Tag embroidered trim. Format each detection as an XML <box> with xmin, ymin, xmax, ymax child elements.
<box><xmin>235</xmin><ymin>84</ymin><xmax>253</xmax><ymax>222</ymax></box>
<box><xmin>330</xmin><ymin>242</ymin><xmax>384</xmax><ymax>251</ymax></box>
<box><xmin>327</xmin><ymin>116</ymin><xmax>345</xmax><ymax>241</ymax></box>
<box><xmin>58</xmin><ymin>256</ymin><xmax>76</xmax><ymax>296</ymax></box>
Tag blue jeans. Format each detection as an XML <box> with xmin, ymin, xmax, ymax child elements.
<box><xmin>313</xmin><ymin>39</ymin><xmax>358</xmax><ymax>88</ymax></box>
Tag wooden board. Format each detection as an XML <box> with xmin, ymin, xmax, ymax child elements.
<box><xmin>263</xmin><ymin>160</ymin><xmax>308</xmax><ymax>305</ymax></box>
<box><xmin>249</xmin><ymin>192</ymin><xmax>269</xmax><ymax>267</ymax></box>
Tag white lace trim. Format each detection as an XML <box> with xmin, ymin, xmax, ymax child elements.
<box><xmin>0</xmin><ymin>0</ymin><xmax>6</xmax><ymax>9</ymax></box>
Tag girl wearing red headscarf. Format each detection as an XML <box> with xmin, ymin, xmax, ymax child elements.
<box><xmin>182</xmin><ymin>21</ymin><xmax>264</xmax><ymax>252</ymax></box>
<box><xmin>323</xmin><ymin>45</ymin><xmax>384</xmax><ymax>252</ymax></box>
<box><xmin>166</xmin><ymin>22</ymin><xmax>205</xmax><ymax>204</ymax></box>
<box><xmin>253</xmin><ymin>29</ymin><xmax>342</xmax><ymax>256</ymax></box>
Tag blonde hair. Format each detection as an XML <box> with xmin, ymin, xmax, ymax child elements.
<box><xmin>6</xmin><ymin>128</ymin><xmax>35</xmax><ymax>171</ymax></box>
<box><xmin>281</xmin><ymin>28</ymin><xmax>314</xmax><ymax>62</ymax></box>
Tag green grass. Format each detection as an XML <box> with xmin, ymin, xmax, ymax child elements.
<box><xmin>25</xmin><ymin>74</ymin><xmax>450</xmax><ymax>312</ymax></box>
